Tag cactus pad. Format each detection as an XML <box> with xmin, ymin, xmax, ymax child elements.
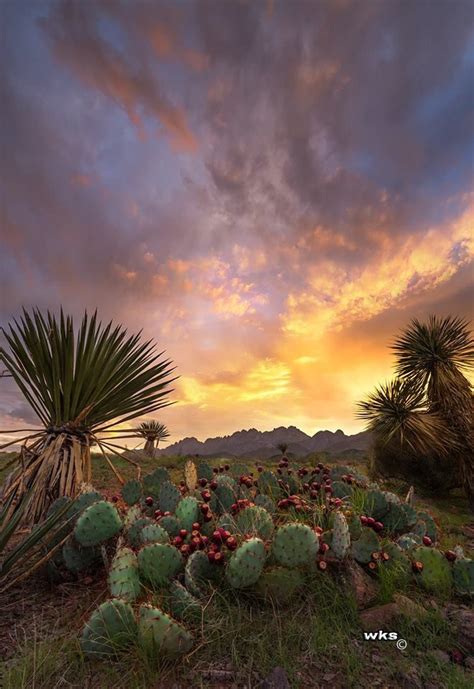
<box><xmin>413</xmin><ymin>547</ymin><xmax>452</xmax><ymax>593</ymax></box>
<box><xmin>331</xmin><ymin>481</ymin><xmax>353</xmax><ymax>500</ymax></box>
<box><xmin>236</xmin><ymin>506</ymin><xmax>274</xmax><ymax>540</ymax></box>
<box><xmin>74</xmin><ymin>501</ymin><xmax>122</xmax><ymax>547</ymax></box>
<box><xmin>159</xmin><ymin>515</ymin><xmax>181</xmax><ymax>538</ymax></box>
<box><xmin>213</xmin><ymin>483</ymin><xmax>235</xmax><ymax>515</ymax></box>
<box><xmin>255</xmin><ymin>494</ymin><xmax>275</xmax><ymax>514</ymax></box>
<box><xmin>416</xmin><ymin>511</ymin><xmax>438</xmax><ymax>542</ymax></box>
<box><xmin>175</xmin><ymin>496</ymin><xmax>199</xmax><ymax>531</ymax></box>
<box><xmin>158</xmin><ymin>481</ymin><xmax>181</xmax><ymax>514</ymax></box>
<box><xmin>452</xmin><ymin>558</ymin><xmax>474</xmax><ymax>597</ymax></box>
<box><xmin>257</xmin><ymin>470</ymin><xmax>281</xmax><ymax>499</ymax></box>
<box><xmin>197</xmin><ymin>462</ymin><xmax>214</xmax><ymax>481</ymax></box>
<box><xmin>272</xmin><ymin>523</ymin><xmax>318</xmax><ymax>567</ymax></box>
<box><xmin>255</xmin><ymin>566</ymin><xmax>304</xmax><ymax>603</ymax></box>
<box><xmin>62</xmin><ymin>538</ymin><xmax>100</xmax><ymax>573</ymax></box>
<box><xmin>168</xmin><ymin>581</ymin><xmax>202</xmax><ymax>622</ymax></box>
<box><xmin>109</xmin><ymin>546</ymin><xmax>141</xmax><ymax>602</ymax></box>
<box><xmin>137</xmin><ymin>544</ymin><xmax>183</xmax><ymax>588</ymax></box>
<box><xmin>350</xmin><ymin>528</ymin><xmax>380</xmax><ymax>564</ymax></box>
<box><xmin>140</xmin><ymin>524</ymin><xmax>170</xmax><ymax>546</ymax></box>
<box><xmin>138</xmin><ymin>604</ymin><xmax>193</xmax><ymax>657</ymax></box>
<box><xmin>226</xmin><ymin>538</ymin><xmax>266</xmax><ymax>589</ymax></box>
<box><xmin>184</xmin><ymin>460</ymin><xmax>198</xmax><ymax>491</ymax></box>
<box><xmin>81</xmin><ymin>599</ymin><xmax>137</xmax><ymax>658</ymax></box>
<box><xmin>397</xmin><ymin>533</ymin><xmax>422</xmax><ymax>550</ymax></box>
<box><xmin>127</xmin><ymin>518</ymin><xmax>154</xmax><ymax>548</ymax></box>
<box><xmin>143</xmin><ymin>468</ymin><xmax>170</xmax><ymax>499</ymax></box>
<box><xmin>184</xmin><ymin>550</ymin><xmax>222</xmax><ymax>597</ymax></box>
<box><xmin>123</xmin><ymin>504</ymin><xmax>142</xmax><ymax>530</ymax></box>
<box><xmin>122</xmin><ymin>479</ymin><xmax>142</xmax><ymax>506</ymax></box>
<box><xmin>332</xmin><ymin>512</ymin><xmax>351</xmax><ymax>559</ymax></box>
<box><xmin>364</xmin><ymin>490</ymin><xmax>389</xmax><ymax>520</ymax></box>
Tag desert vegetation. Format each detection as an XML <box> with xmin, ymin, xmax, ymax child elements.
<box><xmin>0</xmin><ymin>310</ymin><xmax>473</xmax><ymax>688</ymax></box>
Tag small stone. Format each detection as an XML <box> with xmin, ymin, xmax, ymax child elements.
<box><xmin>428</xmin><ymin>649</ymin><xmax>450</xmax><ymax>664</ymax></box>
<box><xmin>343</xmin><ymin>560</ymin><xmax>378</xmax><ymax>608</ymax></box>
<box><xmin>360</xmin><ymin>603</ymin><xmax>399</xmax><ymax>631</ymax></box>
<box><xmin>392</xmin><ymin>594</ymin><xmax>427</xmax><ymax>619</ymax></box>
<box><xmin>396</xmin><ymin>668</ymin><xmax>423</xmax><ymax>689</ymax></box>
<box><xmin>444</xmin><ymin>606</ymin><xmax>474</xmax><ymax>655</ymax></box>
<box><xmin>260</xmin><ymin>667</ymin><xmax>290</xmax><ymax>689</ymax></box>
<box><xmin>465</xmin><ymin>656</ymin><xmax>474</xmax><ymax>671</ymax></box>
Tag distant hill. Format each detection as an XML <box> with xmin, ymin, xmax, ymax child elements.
<box><xmin>156</xmin><ymin>426</ymin><xmax>371</xmax><ymax>460</ymax></box>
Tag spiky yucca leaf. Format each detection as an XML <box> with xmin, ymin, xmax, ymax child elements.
<box><xmin>356</xmin><ymin>378</ymin><xmax>451</xmax><ymax>455</ymax></box>
<box><xmin>0</xmin><ymin>309</ymin><xmax>177</xmax><ymax>522</ymax></box>
<box><xmin>137</xmin><ymin>421</ymin><xmax>170</xmax><ymax>442</ymax></box>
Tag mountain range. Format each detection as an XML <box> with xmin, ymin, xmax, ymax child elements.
<box><xmin>156</xmin><ymin>426</ymin><xmax>371</xmax><ymax>460</ymax></box>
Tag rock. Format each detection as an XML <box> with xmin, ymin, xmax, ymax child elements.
<box><xmin>343</xmin><ymin>561</ymin><xmax>378</xmax><ymax>608</ymax></box>
<box><xmin>428</xmin><ymin>649</ymin><xmax>450</xmax><ymax>664</ymax></box>
<box><xmin>465</xmin><ymin>656</ymin><xmax>474</xmax><ymax>671</ymax></box>
<box><xmin>360</xmin><ymin>603</ymin><xmax>399</xmax><ymax>631</ymax></box>
<box><xmin>260</xmin><ymin>667</ymin><xmax>290</xmax><ymax>689</ymax></box>
<box><xmin>444</xmin><ymin>606</ymin><xmax>474</xmax><ymax>655</ymax></box>
<box><xmin>396</xmin><ymin>668</ymin><xmax>423</xmax><ymax>689</ymax></box>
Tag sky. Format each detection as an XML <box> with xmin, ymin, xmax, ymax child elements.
<box><xmin>1</xmin><ymin>0</ymin><xmax>473</xmax><ymax>448</ymax></box>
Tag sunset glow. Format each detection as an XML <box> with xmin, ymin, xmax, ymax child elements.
<box><xmin>1</xmin><ymin>0</ymin><xmax>473</xmax><ymax>447</ymax></box>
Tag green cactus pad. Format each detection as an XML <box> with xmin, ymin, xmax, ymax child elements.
<box><xmin>272</xmin><ymin>523</ymin><xmax>319</xmax><ymax>567</ymax></box>
<box><xmin>184</xmin><ymin>550</ymin><xmax>222</xmax><ymax>597</ymax></box>
<box><xmin>74</xmin><ymin>501</ymin><xmax>122</xmax><ymax>547</ymax></box>
<box><xmin>216</xmin><ymin>513</ymin><xmax>237</xmax><ymax>532</ymax></box>
<box><xmin>229</xmin><ymin>463</ymin><xmax>250</xmax><ymax>479</ymax></box>
<box><xmin>109</xmin><ymin>546</ymin><xmax>141</xmax><ymax>602</ymax></box>
<box><xmin>140</xmin><ymin>523</ymin><xmax>170</xmax><ymax>546</ymax></box>
<box><xmin>137</xmin><ymin>544</ymin><xmax>183</xmax><ymax>588</ymax></box>
<box><xmin>158</xmin><ymin>481</ymin><xmax>181</xmax><ymax>514</ymax></box>
<box><xmin>452</xmin><ymin>558</ymin><xmax>474</xmax><ymax>597</ymax></box>
<box><xmin>331</xmin><ymin>481</ymin><xmax>353</xmax><ymax>499</ymax></box>
<box><xmin>347</xmin><ymin>514</ymin><xmax>362</xmax><ymax>541</ymax></box>
<box><xmin>143</xmin><ymin>468</ymin><xmax>170</xmax><ymax>499</ymax></box>
<box><xmin>122</xmin><ymin>479</ymin><xmax>142</xmax><ymax>506</ymax></box>
<box><xmin>351</xmin><ymin>528</ymin><xmax>380</xmax><ymax>564</ymax></box>
<box><xmin>364</xmin><ymin>490</ymin><xmax>389</xmax><ymax>520</ymax></box>
<box><xmin>81</xmin><ymin>599</ymin><xmax>137</xmax><ymax>658</ymax></box>
<box><xmin>226</xmin><ymin>538</ymin><xmax>266</xmax><ymax>589</ymax></box>
<box><xmin>412</xmin><ymin>547</ymin><xmax>452</xmax><ymax>593</ymax></box>
<box><xmin>257</xmin><ymin>470</ymin><xmax>281</xmax><ymax>499</ymax></box>
<box><xmin>380</xmin><ymin>542</ymin><xmax>411</xmax><ymax>582</ymax></box>
<box><xmin>159</xmin><ymin>515</ymin><xmax>181</xmax><ymax>538</ymax></box>
<box><xmin>213</xmin><ymin>483</ymin><xmax>236</xmax><ymax>515</ymax></box>
<box><xmin>62</xmin><ymin>538</ymin><xmax>100</xmax><ymax>573</ymax></box>
<box><xmin>417</xmin><ymin>511</ymin><xmax>438</xmax><ymax>542</ymax></box>
<box><xmin>71</xmin><ymin>490</ymin><xmax>103</xmax><ymax>516</ymax></box>
<box><xmin>236</xmin><ymin>506</ymin><xmax>274</xmax><ymax>540</ymax></box>
<box><xmin>397</xmin><ymin>533</ymin><xmax>422</xmax><ymax>550</ymax></box>
<box><xmin>382</xmin><ymin>491</ymin><xmax>401</xmax><ymax>505</ymax></box>
<box><xmin>140</xmin><ymin>495</ymin><xmax>159</xmax><ymax>516</ymax></box>
<box><xmin>255</xmin><ymin>494</ymin><xmax>276</xmax><ymax>514</ymax></box>
<box><xmin>197</xmin><ymin>462</ymin><xmax>214</xmax><ymax>481</ymax></box>
<box><xmin>46</xmin><ymin>496</ymin><xmax>73</xmax><ymax>518</ymax></box>
<box><xmin>127</xmin><ymin>518</ymin><xmax>154</xmax><ymax>548</ymax></box>
<box><xmin>332</xmin><ymin>512</ymin><xmax>351</xmax><ymax>559</ymax></box>
<box><xmin>138</xmin><ymin>604</ymin><xmax>193</xmax><ymax>657</ymax></box>
<box><xmin>255</xmin><ymin>566</ymin><xmax>304</xmax><ymax>603</ymax></box>
<box><xmin>168</xmin><ymin>581</ymin><xmax>202</xmax><ymax>622</ymax></box>
<box><xmin>216</xmin><ymin>474</ymin><xmax>238</xmax><ymax>490</ymax></box>
<box><xmin>175</xmin><ymin>496</ymin><xmax>199</xmax><ymax>531</ymax></box>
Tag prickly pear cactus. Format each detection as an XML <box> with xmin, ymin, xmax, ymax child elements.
<box><xmin>452</xmin><ymin>558</ymin><xmax>474</xmax><ymax>597</ymax></box>
<box><xmin>255</xmin><ymin>494</ymin><xmax>275</xmax><ymax>514</ymax></box>
<box><xmin>364</xmin><ymin>490</ymin><xmax>389</xmax><ymax>521</ymax></box>
<box><xmin>350</xmin><ymin>528</ymin><xmax>380</xmax><ymax>564</ymax></box>
<box><xmin>272</xmin><ymin>523</ymin><xmax>318</xmax><ymax>567</ymax></box>
<box><xmin>140</xmin><ymin>523</ymin><xmax>169</xmax><ymax>546</ymax></box>
<box><xmin>62</xmin><ymin>538</ymin><xmax>100</xmax><ymax>573</ymax></box>
<box><xmin>175</xmin><ymin>496</ymin><xmax>199</xmax><ymax>531</ymax></box>
<box><xmin>213</xmin><ymin>483</ymin><xmax>235</xmax><ymax>515</ymax></box>
<box><xmin>397</xmin><ymin>533</ymin><xmax>422</xmax><ymax>550</ymax></box>
<box><xmin>81</xmin><ymin>599</ymin><xmax>137</xmax><ymax>658</ymax></box>
<box><xmin>257</xmin><ymin>470</ymin><xmax>281</xmax><ymax>498</ymax></box>
<box><xmin>416</xmin><ymin>511</ymin><xmax>438</xmax><ymax>542</ymax></box>
<box><xmin>74</xmin><ymin>501</ymin><xmax>122</xmax><ymax>547</ymax></box>
<box><xmin>332</xmin><ymin>512</ymin><xmax>351</xmax><ymax>559</ymax></box>
<box><xmin>184</xmin><ymin>550</ymin><xmax>222</xmax><ymax>598</ymax></box>
<box><xmin>137</xmin><ymin>544</ymin><xmax>183</xmax><ymax>588</ymax></box>
<box><xmin>235</xmin><ymin>506</ymin><xmax>274</xmax><ymax>540</ymax></box>
<box><xmin>109</xmin><ymin>546</ymin><xmax>141</xmax><ymax>602</ymax></box>
<box><xmin>412</xmin><ymin>547</ymin><xmax>452</xmax><ymax>593</ymax></box>
<box><xmin>158</xmin><ymin>481</ymin><xmax>181</xmax><ymax>514</ymax></box>
<box><xmin>123</xmin><ymin>504</ymin><xmax>142</xmax><ymax>530</ymax></box>
<box><xmin>197</xmin><ymin>462</ymin><xmax>214</xmax><ymax>481</ymax></box>
<box><xmin>159</xmin><ymin>515</ymin><xmax>181</xmax><ymax>538</ymax></box>
<box><xmin>331</xmin><ymin>481</ymin><xmax>353</xmax><ymax>499</ymax></box>
<box><xmin>255</xmin><ymin>566</ymin><xmax>304</xmax><ymax>603</ymax></box>
<box><xmin>184</xmin><ymin>460</ymin><xmax>198</xmax><ymax>491</ymax></box>
<box><xmin>229</xmin><ymin>463</ymin><xmax>250</xmax><ymax>479</ymax></box>
<box><xmin>122</xmin><ymin>479</ymin><xmax>142</xmax><ymax>506</ymax></box>
<box><xmin>127</xmin><ymin>518</ymin><xmax>154</xmax><ymax>548</ymax></box>
<box><xmin>138</xmin><ymin>604</ymin><xmax>193</xmax><ymax>657</ymax></box>
<box><xmin>168</xmin><ymin>581</ymin><xmax>202</xmax><ymax>622</ymax></box>
<box><xmin>143</xmin><ymin>468</ymin><xmax>170</xmax><ymax>498</ymax></box>
<box><xmin>226</xmin><ymin>538</ymin><xmax>266</xmax><ymax>589</ymax></box>
<box><xmin>347</xmin><ymin>513</ymin><xmax>362</xmax><ymax>541</ymax></box>
<box><xmin>71</xmin><ymin>490</ymin><xmax>102</xmax><ymax>516</ymax></box>
<box><xmin>383</xmin><ymin>502</ymin><xmax>417</xmax><ymax>534</ymax></box>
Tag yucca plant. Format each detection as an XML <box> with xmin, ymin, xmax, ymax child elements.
<box><xmin>0</xmin><ymin>308</ymin><xmax>176</xmax><ymax>523</ymax></box>
<box><xmin>0</xmin><ymin>490</ymin><xmax>75</xmax><ymax>592</ymax></box>
<box><xmin>276</xmin><ymin>442</ymin><xmax>288</xmax><ymax>455</ymax></box>
<box><xmin>392</xmin><ymin>315</ymin><xmax>474</xmax><ymax>508</ymax></box>
<box><xmin>136</xmin><ymin>420</ymin><xmax>170</xmax><ymax>457</ymax></box>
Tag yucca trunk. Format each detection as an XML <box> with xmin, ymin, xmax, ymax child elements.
<box><xmin>144</xmin><ymin>438</ymin><xmax>155</xmax><ymax>457</ymax></box>
<box><xmin>2</xmin><ymin>432</ymin><xmax>92</xmax><ymax>524</ymax></box>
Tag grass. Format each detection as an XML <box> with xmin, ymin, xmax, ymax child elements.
<box><xmin>1</xmin><ymin>450</ymin><xmax>473</xmax><ymax>688</ymax></box>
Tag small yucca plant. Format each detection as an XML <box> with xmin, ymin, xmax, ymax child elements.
<box><xmin>0</xmin><ymin>308</ymin><xmax>176</xmax><ymax>523</ymax></box>
<box><xmin>136</xmin><ymin>420</ymin><xmax>170</xmax><ymax>457</ymax></box>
